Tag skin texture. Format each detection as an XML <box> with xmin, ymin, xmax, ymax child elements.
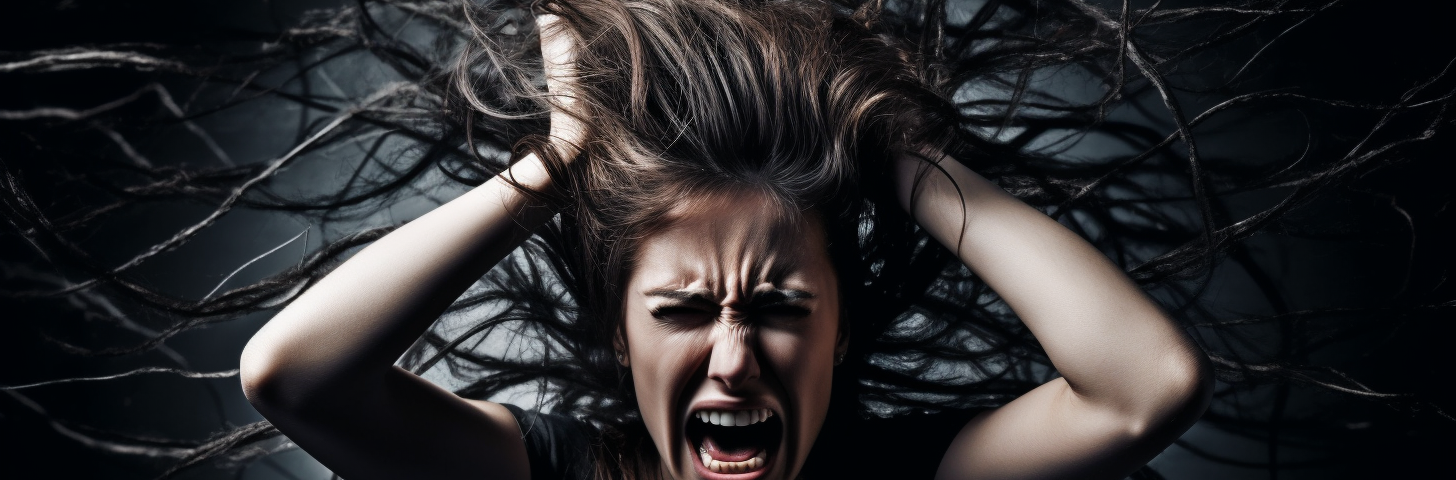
<box><xmin>621</xmin><ymin>192</ymin><xmax>846</xmax><ymax>480</ymax></box>
<box><xmin>238</xmin><ymin>13</ymin><xmax>1210</xmax><ymax>480</ymax></box>
<box><xmin>240</xmin><ymin>16</ymin><xmax>581</xmax><ymax>479</ymax></box>
<box><xmin>239</xmin><ymin>154</ymin><xmax>551</xmax><ymax>480</ymax></box>
<box><xmin>891</xmin><ymin>151</ymin><xmax>1212</xmax><ymax>480</ymax></box>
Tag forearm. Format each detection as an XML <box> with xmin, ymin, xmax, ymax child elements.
<box><xmin>893</xmin><ymin>151</ymin><xmax>1210</xmax><ymax>418</ymax></box>
<box><xmin>240</xmin><ymin>155</ymin><xmax>558</xmax><ymax>407</ymax></box>
<box><xmin>233</xmin><ymin>17</ymin><xmax>578</xmax><ymax>478</ymax></box>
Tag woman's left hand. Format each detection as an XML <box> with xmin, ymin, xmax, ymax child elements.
<box><xmin>892</xmin><ymin>149</ymin><xmax>1212</xmax><ymax>480</ymax></box>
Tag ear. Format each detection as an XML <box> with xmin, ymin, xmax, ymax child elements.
<box><xmin>613</xmin><ymin>326</ymin><xmax>631</xmax><ymax>367</ymax></box>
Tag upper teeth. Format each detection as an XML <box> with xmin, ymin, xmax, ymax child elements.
<box><xmin>696</xmin><ymin>408</ymin><xmax>773</xmax><ymax>427</ymax></box>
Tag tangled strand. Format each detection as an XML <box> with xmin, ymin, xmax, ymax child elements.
<box><xmin>1</xmin><ymin>0</ymin><xmax>1451</xmax><ymax>477</ymax></box>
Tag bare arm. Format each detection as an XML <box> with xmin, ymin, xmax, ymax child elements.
<box><xmin>892</xmin><ymin>152</ymin><xmax>1212</xmax><ymax>480</ymax></box>
<box><xmin>239</xmin><ymin>156</ymin><xmax>553</xmax><ymax>480</ymax></box>
<box><xmin>239</xmin><ymin>15</ymin><xmax>580</xmax><ymax>480</ymax></box>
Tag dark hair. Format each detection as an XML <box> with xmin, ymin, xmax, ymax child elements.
<box><xmin>2</xmin><ymin>0</ymin><xmax>1451</xmax><ymax>478</ymax></box>
<box><xmin>459</xmin><ymin>2</ymin><xmax>961</xmax><ymax>474</ymax></box>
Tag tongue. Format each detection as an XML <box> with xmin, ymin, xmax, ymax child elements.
<box><xmin>702</xmin><ymin>434</ymin><xmax>763</xmax><ymax>463</ymax></box>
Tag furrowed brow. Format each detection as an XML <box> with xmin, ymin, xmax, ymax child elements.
<box><xmin>748</xmin><ymin>289</ymin><xmax>815</xmax><ymax>306</ymax></box>
<box><xmin>643</xmin><ymin>289</ymin><xmax>719</xmax><ymax>308</ymax></box>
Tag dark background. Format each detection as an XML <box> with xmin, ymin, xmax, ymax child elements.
<box><xmin>2</xmin><ymin>0</ymin><xmax>1453</xmax><ymax>479</ymax></box>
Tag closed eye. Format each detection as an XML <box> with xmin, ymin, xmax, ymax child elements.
<box><xmin>649</xmin><ymin>306</ymin><xmax>717</xmax><ymax>324</ymax></box>
<box><xmin>755</xmin><ymin>304</ymin><xmax>811</xmax><ymax>319</ymax></box>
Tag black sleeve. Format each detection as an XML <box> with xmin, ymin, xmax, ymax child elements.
<box><xmin>502</xmin><ymin>403</ymin><xmax>595</xmax><ymax>480</ymax></box>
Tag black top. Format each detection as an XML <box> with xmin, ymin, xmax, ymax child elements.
<box><xmin>799</xmin><ymin>407</ymin><xmax>982</xmax><ymax>479</ymax></box>
<box><xmin>502</xmin><ymin>404</ymin><xmax>981</xmax><ymax>479</ymax></box>
<box><xmin>503</xmin><ymin>404</ymin><xmax>595</xmax><ymax>480</ymax></box>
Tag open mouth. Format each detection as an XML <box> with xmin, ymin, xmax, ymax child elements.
<box><xmin>686</xmin><ymin>408</ymin><xmax>783</xmax><ymax>476</ymax></box>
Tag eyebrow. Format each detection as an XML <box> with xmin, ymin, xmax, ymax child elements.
<box><xmin>643</xmin><ymin>289</ymin><xmax>719</xmax><ymax>308</ymax></box>
<box><xmin>643</xmin><ymin>288</ymin><xmax>815</xmax><ymax>307</ymax></box>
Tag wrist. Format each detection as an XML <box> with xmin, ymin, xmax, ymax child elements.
<box><xmin>499</xmin><ymin>152</ymin><xmax>556</xmax><ymax>196</ymax></box>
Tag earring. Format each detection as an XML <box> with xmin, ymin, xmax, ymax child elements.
<box><xmin>834</xmin><ymin>353</ymin><xmax>846</xmax><ymax>366</ymax></box>
<box><xmin>615</xmin><ymin>350</ymin><xmax>627</xmax><ymax>365</ymax></box>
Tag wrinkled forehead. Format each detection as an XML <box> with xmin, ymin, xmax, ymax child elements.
<box><xmin>628</xmin><ymin>189</ymin><xmax>833</xmax><ymax>294</ymax></box>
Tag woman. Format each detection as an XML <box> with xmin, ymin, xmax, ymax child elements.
<box><xmin>4</xmin><ymin>0</ymin><xmax>1449</xmax><ymax>478</ymax></box>
<box><xmin>240</xmin><ymin>2</ymin><xmax>1210</xmax><ymax>478</ymax></box>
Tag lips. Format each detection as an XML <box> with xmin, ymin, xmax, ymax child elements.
<box><xmin>686</xmin><ymin>407</ymin><xmax>783</xmax><ymax>478</ymax></box>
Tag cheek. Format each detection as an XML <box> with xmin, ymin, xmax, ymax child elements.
<box><xmin>624</xmin><ymin>320</ymin><xmax>711</xmax><ymax>439</ymax></box>
<box><xmin>760</xmin><ymin>316</ymin><xmax>839</xmax><ymax>404</ymax></box>
<box><xmin>630</xmin><ymin>328</ymin><xmax>709</xmax><ymax>397</ymax></box>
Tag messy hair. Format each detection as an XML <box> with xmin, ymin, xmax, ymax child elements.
<box><xmin>1</xmin><ymin>0</ymin><xmax>1451</xmax><ymax>478</ymax></box>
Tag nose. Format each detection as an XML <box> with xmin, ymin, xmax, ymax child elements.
<box><xmin>706</xmin><ymin>322</ymin><xmax>760</xmax><ymax>391</ymax></box>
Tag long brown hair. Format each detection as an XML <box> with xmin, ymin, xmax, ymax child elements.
<box><xmin>4</xmin><ymin>0</ymin><xmax>1447</xmax><ymax>477</ymax></box>
<box><xmin>456</xmin><ymin>0</ymin><xmax>954</xmax><ymax>475</ymax></box>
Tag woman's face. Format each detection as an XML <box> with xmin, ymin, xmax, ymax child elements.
<box><xmin>621</xmin><ymin>191</ymin><xmax>846</xmax><ymax>480</ymax></box>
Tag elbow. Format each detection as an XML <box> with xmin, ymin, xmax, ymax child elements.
<box><xmin>239</xmin><ymin>332</ymin><xmax>320</xmax><ymax>416</ymax></box>
<box><xmin>1163</xmin><ymin>350</ymin><xmax>1213</xmax><ymax>426</ymax></box>
<box><xmin>240</xmin><ymin>325</ymin><xmax>371</xmax><ymax>418</ymax></box>
<box><xmin>239</xmin><ymin>337</ymin><xmax>286</xmax><ymax>413</ymax></box>
<box><xmin>1124</xmin><ymin>348</ymin><xmax>1213</xmax><ymax>440</ymax></box>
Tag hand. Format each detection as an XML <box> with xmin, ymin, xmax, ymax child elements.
<box><xmin>891</xmin><ymin>150</ymin><xmax>1210</xmax><ymax>480</ymax></box>
<box><xmin>537</xmin><ymin>14</ymin><xmax>586</xmax><ymax>160</ymax></box>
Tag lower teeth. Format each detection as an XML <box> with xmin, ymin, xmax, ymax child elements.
<box><xmin>699</xmin><ymin>447</ymin><xmax>765</xmax><ymax>474</ymax></box>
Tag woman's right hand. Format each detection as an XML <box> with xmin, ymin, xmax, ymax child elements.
<box><xmin>538</xmin><ymin>13</ymin><xmax>586</xmax><ymax>160</ymax></box>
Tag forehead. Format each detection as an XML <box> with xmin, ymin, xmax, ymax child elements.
<box><xmin>627</xmin><ymin>191</ymin><xmax>833</xmax><ymax>291</ymax></box>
